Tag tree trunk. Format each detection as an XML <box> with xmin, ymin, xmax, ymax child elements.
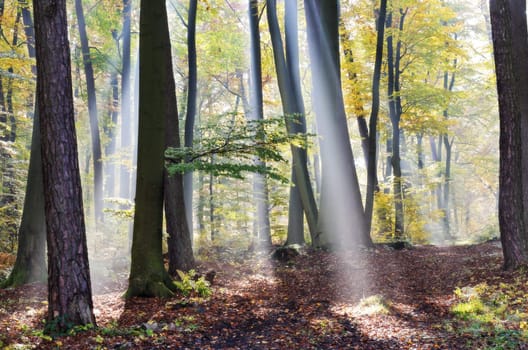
<box><xmin>2</xmin><ymin>109</ymin><xmax>46</xmax><ymax>288</ymax></box>
<box><xmin>75</xmin><ymin>0</ymin><xmax>104</xmax><ymax>226</ymax></box>
<box><xmin>304</xmin><ymin>0</ymin><xmax>371</xmax><ymax>248</ymax></box>
<box><xmin>126</xmin><ymin>0</ymin><xmax>178</xmax><ymax>298</ymax></box>
<box><xmin>34</xmin><ymin>0</ymin><xmax>95</xmax><ymax>330</ymax></box>
<box><xmin>184</xmin><ymin>0</ymin><xmax>198</xmax><ymax>241</ymax></box>
<box><xmin>489</xmin><ymin>0</ymin><xmax>528</xmax><ymax>270</ymax></box>
<box><xmin>105</xmin><ymin>71</ymin><xmax>119</xmax><ymax>198</ymax></box>
<box><xmin>267</xmin><ymin>0</ymin><xmax>319</xmax><ymax>244</ymax></box>
<box><xmin>120</xmin><ymin>0</ymin><xmax>133</xmax><ymax>201</ymax></box>
<box><xmin>3</xmin><ymin>1</ymin><xmax>45</xmax><ymax>288</ymax></box>
<box><xmin>386</xmin><ymin>9</ymin><xmax>405</xmax><ymax>240</ymax></box>
<box><xmin>249</xmin><ymin>0</ymin><xmax>272</xmax><ymax>246</ymax></box>
<box><xmin>509</xmin><ymin>0</ymin><xmax>528</xmax><ymax>246</ymax></box>
<box><xmin>365</xmin><ymin>0</ymin><xmax>387</xmax><ymax>235</ymax></box>
<box><xmin>165</xmin><ymin>9</ymin><xmax>195</xmax><ymax>274</ymax></box>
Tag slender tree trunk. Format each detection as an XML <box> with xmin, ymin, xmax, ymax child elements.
<box><xmin>105</xmin><ymin>71</ymin><xmax>119</xmax><ymax>198</ymax></box>
<box><xmin>184</xmin><ymin>0</ymin><xmax>198</xmax><ymax>241</ymax></box>
<box><xmin>249</xmin><ymin>0</ymin><xmax>272</xmax><ymax>246</ymax></box>
<box><xmin>75</xmin><ymin>0</ymin><xmax>104</xmax><ymax>225</ymax></box>
<box><xmin>120</xmin><ymin>0</ymin><xmax>132</xmax><ymax>201</ymax></box>
<box><xmin>126</xmin><ymin>0</ymin><xmax>178</xmax><ymax>298</ymax></box>
<box><xmin>490</xmin><ymin>0</ymin><xmax>528</xmax><ymax>270</ymax></box>
<box><xmin>386</xmin><ymin>9</ymin><xmax>405</xmax><ymax>240</ymax></box>
<box><xmin>365</xmin><ymin>0</ymin><xmax>387</xmax><ymax>235</ymax></box>
<box><xmin>34</xmin><ymin>0</ymin><xmax>95</xmax><ymax>330</ymax></box>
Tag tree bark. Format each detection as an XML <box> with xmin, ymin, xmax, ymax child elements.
<box><xmin>490</xmin><ymin>0</ymin><xmax>528</xmax><ymax>270</ymax></box>
<box><xmin>126</xmin><ymin>0</ymin><xmax>179</xmax><ymax>297</ymax></box>
<box><xmin>165</xmin><ymin>5</ymin><xmax>195</xmax><ymax>274</ymax></box>
<box><xmin>34</xmin><ymin>0</ymin><xmax>95</xmax><ymax>330</ymax></box>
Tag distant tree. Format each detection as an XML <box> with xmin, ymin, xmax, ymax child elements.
<box><xmin>489</xmin><ymin>0</ymin><xmax>528</xmax><ymax>270</ymax></box>
<box><xmin>74</xmin><ymin>0</ymin><xmax>104</xmax><ymax>226</ymax></box>
<box><xmin>119</xmin><ymin>0</ymin><xmax>133</xmax><ymax>202</ymax></box>
<box><xmin>126</xmin><ymin>0</ymin><xmax>179</xmax><ymax>297</ymax></box>
<box><xmin>184</xmin><ymin>0</ymin><xmax>198</xmax><ymax>240</ymax></box>
<box><xmin>34</xmin><ymin>0</ymin><xmax>95</xmax><ymax>330</ymax></box>
<box><xmin>249</xmin><ymin>0</ymin><xmax>272</xmax><ymax>246</ymax></box>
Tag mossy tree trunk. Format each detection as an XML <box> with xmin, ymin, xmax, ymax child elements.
<box><xmin>2</xmin><ymin>109</ymin><xmax>46</xmax><ymax>288</ymax></box>
<box><xmin>126</xmin><ymin>0</ymin><xmax>178</xmax><ymax>297</ymax></box>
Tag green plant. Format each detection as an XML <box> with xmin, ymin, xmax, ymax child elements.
<box><xmin>174</xmin><ymin>269</ymin><xmax>212</xmax><ymax>298</ymax></box>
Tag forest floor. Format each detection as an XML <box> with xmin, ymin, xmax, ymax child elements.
<box><xmin>2</xmin><ymin>240</ymin><xmax>528</xmax><ymax>349</ymax></box>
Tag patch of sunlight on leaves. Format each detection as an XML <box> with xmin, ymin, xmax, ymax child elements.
<box><xmin>353</xmin><ymin>294</ymin><xmax>390</xmax><ymax>316</ymax></box>
<box><xmin>451</xmin><ymin>281</ymin><xmax>528</xmax><ymax>349</ymax></box>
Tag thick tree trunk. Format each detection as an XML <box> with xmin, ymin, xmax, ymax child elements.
<box><xmin>304</xmin><ymin>0</ymin><xmax>371</xmax><ymax>248</ymax></box>
<box><xmin>126</xmin><ymin>0</ymin><xmax>178</xmax><ymax>297</ymax></box>
<box><xmin>509</xmin><ymin>0</ymin><xmax>528</xmax><ymax>243</ymax></box>
<box><xmin>75</xmin><ymin>0</ymin><xmax>104</xmax><ymax>225</ymax></box>
<box><xmin>34</xmin><ymin>0</ymin><xmax>95</xmax><ymax>330</ymax></box>
<box><xmin>2</xmin><ymin>109</ymin><xmax>46</xmax><ymax>288</ymax></box>
<box><xmin>3</xmin><ymin>1</ymin><xmax>46</xmax><ymax>288</ymax></box>
<box><xmin>490</xmin><ymin>0</ymin><xmax>528</xmax><ymax>270</ymax></box>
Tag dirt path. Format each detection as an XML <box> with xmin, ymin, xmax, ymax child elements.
<box><xmin>0</xmin><ymin>241</ymin><xmax>523</xmax><ymax>349</ymax></box>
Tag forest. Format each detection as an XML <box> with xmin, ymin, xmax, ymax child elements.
<box><xmin>0</xmin><ymin>0</ymin><xmax>528</xmax><ymax>348</ymax></box>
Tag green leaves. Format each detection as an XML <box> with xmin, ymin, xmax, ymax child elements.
<box><xmin>165</xmin><ymin>114</ymin><xmax>311</xmax><ymax>183</ymax></box>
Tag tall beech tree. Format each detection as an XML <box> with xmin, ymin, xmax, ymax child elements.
<box><xmin>74</xmin><ymin>0</ymin><xmax>104</xmax><ymax>225</ymax></box>
<box><xmin>166</xmin><ymin>2</ymin><xmax>194</xmax><ymax>274</ymax></box>
<box><xmin>304</xmin><ymin>0</ymin><xmax>372</xmax><ymax>248</ymax></box>
<box><xmin>184</xmin><ymin>0</ymin><xmax>198</xmax><ymax>239</ymax></box>
<box><xmin>489</xmin><ymin>0</ymin><xmax>528</xmax><ymax>270</ymax></box>
<box><xmin>3</xmin><ymin>5</ymin><xmax>46</xmax><ymax>287</ymax></box>
<box><xmin>34</xmin><ymin>0</ymin><xmax>95</xmax><ymax>330</ymax></box>
<box><xmin>126</xmin><ymin>0</ymin><xmax>179</xmax><ymax>297</ymax></box>
<box><xmin>365</xmin><ymin>0</ymin><xmax>387</xmax><ymax>235</ymax></box>
<box><xmin>2</xmin><ymin>109</ymin><xmax>46</xmax><ymax>288</ymax></box>
<box><xmin>267</xmin><ymin>0</ymin><xmax>319</xmax><ymax>244</ymax></box>
<box><xmin>249</xmin><ymin>0</ymin><xmax>272</xmax><ymax>245</ymax></box>
<box><xmin>120</xmin><ymin>0</ymin><xmax>133</xmax><ymax>202</ymax></box>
